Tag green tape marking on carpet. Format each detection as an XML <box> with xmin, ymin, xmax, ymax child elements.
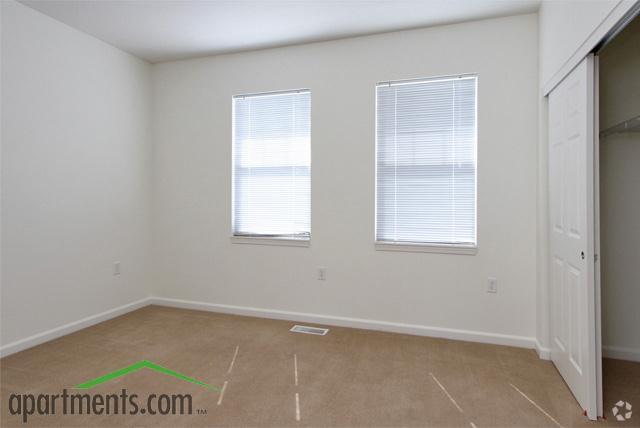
<box><xmin>74</xmin><ymin>360</ymin><xmax>220</xmax><ymax>391</ymax></box>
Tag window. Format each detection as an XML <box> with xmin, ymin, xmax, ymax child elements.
<box><xmin>375</xmin><ymin>75</ymin><xmax>477</xmax><ymax>249</ymax></box>
<box><xmin>232</xmin><ymin>89</ymin><xmax>311</xmax><ymax>241</ymax></box>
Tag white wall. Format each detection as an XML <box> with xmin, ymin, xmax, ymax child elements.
<box><xmin>152</xmin><ymin>14</ymin><xmax>539</xmax><ymax>345</ymax></box>
<box><xmin>598</xmin><ymin>16</ymin><xmax>640</xmax><ymax>360</ymax></box>
<box><xmin>1</xmin><ymin>1</ymin><xmax>152</xmax><ymax>348</ymax></box>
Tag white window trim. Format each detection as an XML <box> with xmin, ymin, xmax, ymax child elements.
<box><xmin>375</xmin><ymin>241</ymin><xmax>477</xmax><ymax>255</ymax></box>
<box><xmin>230</xmin><ymin>236</ymin><xmax>310</xmax><ymax>247</ymax></box>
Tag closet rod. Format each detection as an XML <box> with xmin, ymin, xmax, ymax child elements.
<box><xmin>600</xmin><ymin>114</ymin><xmax>640</xmax><ymax>137</ymax></box>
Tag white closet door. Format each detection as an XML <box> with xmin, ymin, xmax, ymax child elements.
<box><xmin>548</xmin><ymin>54</ymin><xmax>598</xmax><ymax>420</ymax></box>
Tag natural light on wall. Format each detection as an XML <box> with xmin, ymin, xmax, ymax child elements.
<box><xmin>375</xmin><ymin>75</ymin><xmax>477</xmax><ymax>249</ymax></box>
<box><xmin>232</xmin><ymin>89</ymin><xmax>311</xmax><ymax>240</ymax></box>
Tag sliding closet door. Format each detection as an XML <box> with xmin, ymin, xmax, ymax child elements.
<box><xmin>548</xmin><ymin>54</ymin><xmax>598</xmax><ymax>420</ymax></box>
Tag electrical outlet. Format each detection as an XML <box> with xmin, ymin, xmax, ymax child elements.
<box><xmin>113</xmin><ymin>261</ymin><xmax>121</xmax><ymax>276</ymax></box>
<box><xmin>317</xmin><ymin>267</ymin><xmax>326</xmax><ymax>281</ymax></box>
<box><xmin>487</xmin><ymin>277</ymin><xmax>497</xmax><ymax>293</ymax></box>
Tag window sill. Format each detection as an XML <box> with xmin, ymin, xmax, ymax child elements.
<box><xmin>375</xmin><ymin>241</ymin><xmax>477</xmax><ymax>255</ymax></box>
<box><xmin>230</xmin><ymin>236</ymin><xmax>310</xmax><ymax>247</ymax></box>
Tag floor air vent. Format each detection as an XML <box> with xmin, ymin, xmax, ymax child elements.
<box><xmin>290</xmin><ymin>325</ymin><xmax>329</xmax><ymax>335</ymax></box>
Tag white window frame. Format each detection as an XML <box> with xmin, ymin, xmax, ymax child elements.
<box><xmin>374</xmin><ymin>74</ymin><xmax>478</xmax><ymax>255</ymax></box>
<box><xmin>230</xmin><ymin>88</ymin><xmax>311</xmax><ymax>247</ymax></box>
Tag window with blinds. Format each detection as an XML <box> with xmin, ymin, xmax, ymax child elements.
<box><xmin>232</xmin><ymin>89</ymin><xmax>311</xmax><ymax>240</ymax></box>
<box><xmin>375</xmin><ymin>75</ymin><xmax>477</xmax><ymax>247</ymax></box>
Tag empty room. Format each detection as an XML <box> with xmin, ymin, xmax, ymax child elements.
<box><xmin>1</xmin><ymin>0</ymin><xmax>639</xmax><ymax>426</ymax></box>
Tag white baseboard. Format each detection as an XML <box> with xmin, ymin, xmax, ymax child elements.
<box><xmin>1</xmin><ymin>296</ymin><xmax>541</xmax><ymax>358</ymax></box>
<box><xmin>150</xmin><ymin>297</ymin><xmax>537</xmax><ymax>350</ymax></box>
<box><xmin>603</xmin><ymin>345</ymin><xmax>640</xmax><ymax>362</ymax></box>
<box><xmin>535</xmin><ymin>340</ymin><xmax>552</xmax><ymax>360</ymax></box>
<box><xmin>0</xmin><ymin>297</ymin><xmax>152</xmax><ymax>358</ymax></box>
<box><xmin>533</xmin><ymin>342</ymin><xmax>639</xmax><ymax>363</ymax></box>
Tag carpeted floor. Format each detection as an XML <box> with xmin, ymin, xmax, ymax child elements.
<box><xmin>1</xmin><ymin>305</ymin><xmax>638</xmax><ymax>427</ymax></box>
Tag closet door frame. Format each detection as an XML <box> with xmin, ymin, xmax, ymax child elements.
<box><xmin>593</xmin><ymin>54</ymin><xmax>602</xmax><ymax>419</ymax></box>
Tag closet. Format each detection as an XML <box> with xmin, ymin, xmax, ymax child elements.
<box><xmin>598</xmin><ymin>12</ymin><xmax>640</xmax><ymax>420</ymax></box>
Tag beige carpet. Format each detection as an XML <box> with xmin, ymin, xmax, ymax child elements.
<box><xmin>1</xmin><ymin>305</ymin><xmax>638</xmax><ymax>427</ymax></box>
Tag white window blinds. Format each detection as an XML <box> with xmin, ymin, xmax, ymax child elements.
<box><xmin>376</xmin><ymin>76</ymin><xmax>477</xmax><ymax>246</ymax></box>
<box><xmin>232</xmin><ymin>89</ymin><xmax>311</xmax><ymax>239</ymax></box>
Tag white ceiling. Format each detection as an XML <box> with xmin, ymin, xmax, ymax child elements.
<box><xmin>19</xmin><ymin>0</ymin><xmax>540</xmax><ymax>63</ymax></box>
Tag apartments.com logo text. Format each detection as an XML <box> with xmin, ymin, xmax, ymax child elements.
<box><xmin>6</xmin><ymin>360</ymin><xmax>219</xmax><ymax>423</ymax></box>
<box><xmin>8</xmin><ymin>389</ymin><xmax>194</xmax><ymax>423</ymax></box>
